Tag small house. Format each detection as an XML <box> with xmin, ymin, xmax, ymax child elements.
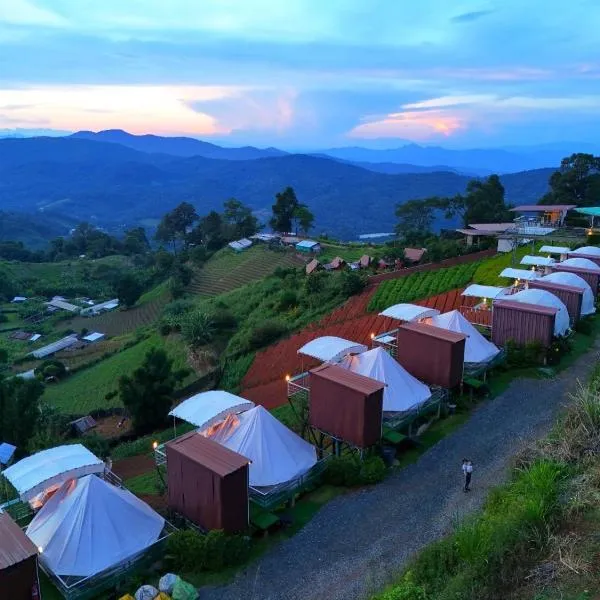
<box><xmin>359</xmin><ymin>255</ymin><xmax>372</xmax><ymax>269</ymax></box>
<box><xmin>11</xmin><ymin>296</ymin><xmax>27</xmax><ymax>303</ymax></box>
<box><xmin>404</xmin><ymin>248</ymin><xmax>427</xmax><ymax>263</ymax></box>
<box><xmin>82</xmin><ymin>331</ymin><xmax>105</xmax><ymax>343</ymax></box>
<box><xmin>45</xmin><ymin>298</ymin><xmax>81</xmax><ymax>313</ymax></box>
<box><xmin>70</xmin><ymin>415</ymin><xmax>97</xmax><ymax>436</ymax></box>
<box><xmin>296</xmin><ymin>240</ymin><xmax>321</xmax><ymax>253</ymax></box>
<box><xmin>0</xmin><ymin>442</ymin><xmax>16</xmax><ymax>467</ymax></box>
<box><xmin>228</xmin><ymin>238</ymin><xmax>253</xmax><ymax>252</ymax></box>
<box><xmin>305</xmin><ymin>259</ymin><xmax>321</xmax><ymax>275</ymax></box>
<box><xmin>80</xmin><ymin>299</ymin><xmax>119</xmax><ymax>317</ymax></box>
<box><xmin>325</xmin><ymin>257</ymin><xmax>345</xmax><ymax>271</ymax></box>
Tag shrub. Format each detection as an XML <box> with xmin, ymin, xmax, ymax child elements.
<box><xmin>34</xmin><ymin>359</ymin><xmax>67</xmax><ymax>380</ymax></box>
<box><xmin>359</xmin><ymin>456</ymin><xmax>387</xmax><ymax>484</ymax></box>
<box><xmin>325</xmin><ymin>454</ymin><xmax>386</xmax><ymax>487</ymax></box>
<box><xmin>374</xmin><ymin>572</ymin><xmax>427</xmax><ymax>600</ymax></box>
<box><xmin>166</xmin><ymin>529</ymin><xmax>250</xmax><ymax>573</ymax></box>
<box><xmin>210</xmin><ymin>308</ymin><xmax>237</xmax><ymax>332</ymax></box>
<box><xmin>505</xmin><ymin>340</ymin><xmax>544</xmax><ymax>368</ymax></box>
<box><xmin>277</xmin><ymin>290</ymin><xmax>298</xmax><ymax>312</ymax></box>
<box><xmin>546</xmin><ymin>335</ymin><xmax>572</xmax><ymax>366</ymax></box>
<box><xmin>80</xmin><ymin>432</ymin><xmax>110</xmax><ymax>460</ymax></box>
<box><xmin>248</xmin><ymin>321</ymin><xmax>288</xmax><ymax>350</ymax></box>
<box><xmin>181</xmin><ymin>311</ymin><xmax>214</xmax><ymax>348</ymax></box>
<box><xmin>574</xmin><ymin>317</ymin><xmax>593</xmax><ymax>335</ymax></box>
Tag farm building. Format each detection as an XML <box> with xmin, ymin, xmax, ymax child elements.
<box><xmin>81</xmin><ymin>299</ymin><xmax>119</xmax><ymax>316</ymax></box>
<box><xmin>45</xmin><ymin>298</ymin><xmax>80</xmax><ymax>313</ymax></box>
<box><xmin>228</xmin><ymin>238</ymin><xmax>253</xmax><ymax>252</ymax></box>
<box><xmin>404</xmin><ymin>248</ymin><xmax>426</xmax><ymax>263</ymax></box>
<box><xmin>166</xmin><ymin>431</ymin><xmax>250</xmax><ymax>532</ymax></box>
<box><xmin>0</xmin><ymin>512</ymin><xmax>40</xmax><ymax>600</ymax></box>
<box><xmin>492</xmin><ymin>300</ymin><xmax>557</xmax><ymax>347</ymax></box>
<box><xmin>203</xmin><ymin>405</ymin><xmax>317</xmax><ymax>488</ymax></box>
<box><xmin>251</xmin><ymin>233</ymin><xmax>280</xmax><ymax>243</ymax></box>
<box><xmin>324</xmin><ymin>256</ymin><xmax>346</xmax><ymax>271</ymax></box>
<box><xmin>31</xmin><ymin>334</ymin><xmax>78</xmax><ymax>359</ymax></box>
<box><xmin>395</xmin><ymin>322</ymin><xmax>466</xmax><ymax>389</ymax></box>
<box><xmin>296</xmin><ymin>240</ymin><xmax>321</xmax><ymax>253</ymax></box>
<box><xmin>309</xmin><ymin>363</ymin><xmax>384</xmax><ymax>449</ymax></box>
<box><xmin>306</xmin><ymin>259</ymin><xmax>321</xmax><ymax>275</ymax></box>
<box><xmin>82</xmin><ymin>331</ymin><xmax>105</xmax><ymax>343</ymax></box>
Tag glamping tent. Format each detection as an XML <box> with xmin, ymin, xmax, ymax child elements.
<box><xmin>506</xmin><ymin>289</ymin><xmax>570</xmax><ymax>336</ymax></box>
<box><xmin>520</xmin><ymin>255</ymin><xmax>555</xmax><ymax>267</ymax></box>
<box><xmin>3</xmin><ymin>444</ymin><xmax>104</xmax><ymax>505</ymax></box>
<box><xmin>169</xmin><ymin>390</ymin><xmax>254</xmax><ymax>429</ymax></box>
<box><xmin>26</xmin><ymin>475</ymin><xmax>165</xmax><ymax>578</ymax></box>
<box><xmin>203</xmin><ymin>406</ymin><xmax>317</xmax><ymax>487</ymax></box>
<box><xmin>426</xmin><ymin>310</ymin><xmax>501</xmax><ymax>365</ymax></box>
<box><xmin>378</xmin><ymin>303</ymin><xmax>440</xmax><ymax>322</ymax></box>
<box><xmin>540</xmin><ymin>272</ymin><xmax>596</xmax><ymax>316</ymax></box>
<box><xmin>499</xmin><ymin>268</ymin><xmax>540</xmax><ymax>282</ymax></box>
<box><xmin>570</xmin><ymin>246</ymin><xmax>600</xmax><ymax>257</ymax></box>
<box><xmin>461</xmin><ymin>284</ymin><xmax>510</xmax><ymax>301</ymax></box>
<box><xmin>298</xmin><ymin>336</ymin><xmax>367</xmax><ymax>363</ymax></box>
<box><xmin>338</xmin><ymin>347</ymin><xmax>431</xmax><ymax>413</ymax></box>
<box><xmin>560</xmin><ymin>257</ymin><xmax>600</xmax><ymax>272</ymax></box>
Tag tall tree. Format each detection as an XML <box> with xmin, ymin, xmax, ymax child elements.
<box><xmin>270</xmin><ymin>187</ymin><xmax>299</xmax><ymax>233</ymax></box>
<box><xmin>540</xmin><ymin>153</ymin><xmax>600</xmax><ymax>207</ymax></box>
<box><xmin>117</xmin><ymin>347</ymin><xmax>188</xmax><ymax>434</ymax></box>
<box><xmin>395</xmin><ymin>199</ymin><xmax>436</xmax><ymax>241</ymax></box>
<box><xmin>115</xmin><ymin>273</ymin><xmax>143</xmax><ymax>308</ymax></box>
<box><xmin>155</xmin><ymin>202</ymin><xmax>198</xmax><ymax>251</ymax></box>
<box><xmin>123</xmin><ymin>227</ymin><xmax>150</xmax><ymax>254</ymax></box>
<box><xmin>294</xmin><ymin>205</ymin><xmax>315</xmax><ymax>236</ymax></box>
<box><xmin>195</xmin><ymin>210</ymin><xmax>226</xmax><ymax>251</ymax></box>
<box><xmin>223</xmin><ymin>198</ymin><xmax>260</xmax><ymax>239</ymax></box>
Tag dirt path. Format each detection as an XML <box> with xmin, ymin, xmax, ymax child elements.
<box><xmin>112</xmin><ymin>455</ymin><xmax>155</xmax><ymax>480</ymax></box>
<box><xmin>200</xmin><ymin>341</ymin><xmax>600</xmax><ymax>600</ymax></box>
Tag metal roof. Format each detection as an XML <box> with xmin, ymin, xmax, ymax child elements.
<box><xmin>461</xmin><ymin>284</ymin><xmax>509</xmax><ymax>299</ymax></box>
<box><xmin>167</xmin><ymin>431</ymin><xmax>250</xmax><ymax>477</ymax></box>
<box><xmin>520</xmin><ymin>255</ymin><xmax>555</xmax><ymax>267</ymax></box>
<box><xmin>379</xmin><ymin>303</ymin><xmax>440</xmax><ymax>322</ymax></box>
<box><xmin>31</xmin><ymin>335</ymin><xmax>78</xmax><ymax>359</ymax></box>
<box><xmin>0</xmin><ymin>442</ymin><xmax>16</xmax><ymax>465</ymax></box>
<box><xmin>310</xmin><ymin>363</ymin><xmax>385</xmax><ymax>396</ymax></box>
<box><xmin>398</xmin><ymin>321</ymin><xmax>467</xmax><ymax>343</ymax></box>
<box><xmin>0</xmin><ymin>513</ymin><xmax>37</xmax><ymax>570</ymax></box>
<box><xmin>540</xmin><ymin>245</ymin><xmax>571</xmax><ymax>254</ymax></box>
<box><xmin>296</xmin><ymin>239</ymin><xmax>319</xmax><ymax>248</ymax></box>
<box><xmin>510</xmin><ymin>205</ymin><xmax>577</xmax><ymax>211</ymax></box>
<box><xmin>298</xmin><ymin>336</ymin><xmax>367</xmax><ymax>362</ymax></box>
<box><xmin>499</xmin><ymin>268</ymin><xmax>540</xmax><ymax>281</ymax></box>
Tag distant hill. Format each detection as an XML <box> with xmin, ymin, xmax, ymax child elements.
<box><xmin>0</xmin><ymin>137</ymin><xmax>554</xmax><ymax>240</ymax></box>
<box><xmin>71</xmin><ymin>129</ymin><xmax>287</xmax><ymax>160</ymax></box>
<box><xmin>320</xmin><ymin>144</ymin><xmax>568</xmax><ymax>174</ymax></box>
<box><xmin>0</xmin><ymin>210</ymin><xmax>77</xmax><ymax>249</ymax></box>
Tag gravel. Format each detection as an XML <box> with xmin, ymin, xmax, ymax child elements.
<box><xmin>200</xmin><ymin>342</ymin><xmax>600</xmax><ymax>600</ymax></box>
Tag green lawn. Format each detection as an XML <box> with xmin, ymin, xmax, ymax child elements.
<box><xmin>42</xmin><ymin>332</ymin><xmax>196</xmax><ymax>415</ymax></box>
<box><xmin>318</xmin><ymin>243</ymin><xmax>371</xmax><ymax>264</ymax></box>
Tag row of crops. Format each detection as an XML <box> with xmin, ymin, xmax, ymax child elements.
<box><xmin>367</xmin><ymin>262</ymin><xmax>481</xmax><ymax>312</ymax></box>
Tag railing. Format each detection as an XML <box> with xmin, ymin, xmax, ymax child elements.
<box><xmin>459</xmin><ymin>305</ymin><xmax>493</xmax><ymax>328</ymax></box>
<box><xmin>383</xmin><ymin>387</ymin><xmax>448</xmax><ymax>433</ymax></box>
<box><xmin>287</xmin><ymin>372</ymin><xmax>310</xmax><ymax>398</ymax></box>
<box><xmin>371</xmin><ymin>330</ymin><xmax>399</xmax><ymax>357</ymax></box>
<box><xmin>154</xmin><ymin>444</ymin><xmax>167</xmax><ymax>467</ymax></box>
<box><xmin>463</xmin><ymin>348</ymin><xmax>507</xmax><ymax>378</ymax></box>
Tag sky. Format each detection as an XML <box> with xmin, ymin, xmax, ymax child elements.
<box><xmin>0</xmin><ymin>0</ymin><xmax>599</xmax><ymax>149</ymax></box>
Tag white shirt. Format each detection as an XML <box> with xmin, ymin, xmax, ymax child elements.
<box><xmin>462</xmin><ymin>463</ymin><xmax>473</xmax><ymax>474</ymax></box>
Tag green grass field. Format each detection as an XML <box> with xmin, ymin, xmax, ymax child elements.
<box><xmin>317</xmin><ymin>243</ymin><xmax>372</xmax><ymax>264</ymax></box>
<box><xmin>188</xmin><ymin>246</ymin><xmax>303</xmax><ymax>296</ymax></box>
<box><xmin>42</xmin><ymin>332</ymin><xmax>196</xmax><ymax>415</ymax></box>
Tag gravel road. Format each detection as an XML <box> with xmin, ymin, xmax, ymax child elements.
<box><xmin>200</xmin><ymin>342</ymin><xmax>600</xmax><ymax>600</ymax></box>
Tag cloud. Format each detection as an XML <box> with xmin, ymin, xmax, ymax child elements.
<box><xmin>0</xmin><ymin>0</ymin><xmax>67</xmax><ymax>27</ymax></box>
<box><xmin>451</xmin><ymin>10</ymin><xmax>495</xmax><ymax>23</ymax></box>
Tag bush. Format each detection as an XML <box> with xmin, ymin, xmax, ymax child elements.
<box><xmin>546</xmin><ymin>335</ymin><xmax>572</xmax><ymax>366</ymax></box>
<box><xmin>34</xmin><ymin>359</ymin><xmax>67</xmax><ymax>380</ymax></box>
<box><xmin>505</xmin><ymin>340</ymin><xmax>544</xmax><ymax>368</ymax></box>
<box><xmin>248</xmin><ymin>321</ymin><xmax>288</xmax><ymax>350</ymax></box>
<box><xmin>359</xmin><ymin>456</ymin><xmax>387</xmax><ymax>484</ymax></box>
<box><xmin>211</xmin><ymin>308</ymin><xmax>237</xmax><ymax>332</ymax></box>
<box><xmin>325</xmin><ymin>454</ymin><xmax>386</xmax><ymax>487</ymax></box>
<box><xmin>574</xmin><ymin>317</ymin><xmax>593</xmax><ymax>335</ymax></box>
<box><xmin>80</xmin><ymin>432</ymin><xmax>110</xmax><ymax>460</ymax></box>
<box><xmin>181</xmin><ymin>311</ymin><xmax>214</xmax><ymax>348</ymax></box>
<box><xmin>374</xmin><ymin>572</ymin><xmax>428</xmax><ymax>600</ymax></box>
<box><xmin>277</xmin><ymin>290</ymin><xmax>298</xmax><ymax>312</ymax></box>
<box><xmin>166</xmin><ymin>529</ymin><xmax>250</xmax><ymax>573</ymax></box>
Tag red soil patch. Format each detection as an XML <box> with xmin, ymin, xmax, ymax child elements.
<box><xmin>139</xmin><ymin>493</ymin><xmax>168</xmax><ymax>512</ymax></box>
<box><xmin>112</xmin><ymin>455</ymin><xmax>155</xmax><ymax>480</ymax></box>
<box><xmin>241</xmin><ymin>287</ymin><xmax>473</xmax><ymax>409</ymax></box>
<box><xmin>91</xmin><ymin>415</ymin><xmax>132</xmax><ymax>439</ymax></box>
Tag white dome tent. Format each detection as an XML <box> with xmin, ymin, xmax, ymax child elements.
<box><xmin>338</xmin><ymin>347</ymin><xmax>431</xmax><ymax>413</ymax></box>
<box><xmin>559</xmin><ymin>257</ymin><xmax>600</xmax><ymax>272</ymax></box>
<box><xmin>540</xmin><ymin>272</ymin><xmax>596</xmax><ymax>316</ymax></box>
<box><xmin>298</xmin><ymin>336</ymin><xmax>367</xmax><ymax>363</ymax></box>
<box><xmin>570</xmin><ymin>246</ymin><xmax>600</xmax><ymax>257</ymax></box>
<box><xmin>26</xmin><ymin>475</ymin><xmax>165</xmax><ymax>579</ymax></box>
<box><xmin>506</xmin><ymin>289</ymin><xmax>570</xmax><ymax>336</ymax></box>
<box><xmin>426</xmin><ymin>310</ymin><xmax>501</xmax><ymax>365</ymax></box>
<box><xmin>169</xmin><ymin>390</ymin><xmax>254</xmax><ymax>429</ymax></box>
<box><xmin>203</xmin><ymin>406</ymin><xmax>317</xmax><ymax>488</ymax></box>
<box><xmin>378</xmin><ymin>303</ymin><xmax>440</xmax><ymax>322</ymax></box>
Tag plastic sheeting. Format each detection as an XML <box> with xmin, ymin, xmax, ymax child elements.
<box><xmin>559</xmin><ymin>258</ymin><xmax>600</xmax><ymax>272</ymax></box>
<box><xmin>541</xmin><ymin>272</ymin><xmax>596</xmax><ymax>316</ymax></box>
<box><xmin>169</xmin><ymin>391</ymin><xmax>254</xmax><ymax>429</ymax></box>
<box><xmin>26</xmin><ymin>475</ymin><xmax>165</xmax><ymax>578</ymax></box>
<box><xmin>507</xmin><ymin>289</ymin><xmax>570</xmax><ymax>336</ymax></box>
<box><xmin>3</xmin><ymin>444</ymin><xmax>104</xmax><ymax>502</ymax></box>
<box><xmin>570</xmin><ymin>246</ymin><xmax>600</xmax><ymax>257</ymax></box>
<box><xmin>203</xmin><ymin>406</ymin><xmax>317</xmax><ymax>487</ymax></box>
<box><xmin>378</xmin><ymin>303</ymin><xmax>440</xmax><ymax>322</ymax></box>
<box><xmin>338</xmin><ymin>347</ymin><xmax>431</xmax><ymax>412</ymax></box>
<box><xmin>426</xmin><ymin>310</ymin><xmax>500</xmax><ymax>364</ymax></box>
<box><xmin>298</xmin><ymin>336</ymin><xmax>367</xmax><ymax>363</ymax></box>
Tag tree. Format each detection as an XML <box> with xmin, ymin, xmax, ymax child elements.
<box><xmin>294</xmin><ymin>205</ymin><xmax>315</xmax><ymax>236</ymax></box>
<box><xmin>223</xmin><ymin>198</ymin><xmax>260</xmax><ymax>239</ymax></box>
<box><xmin>123</xmin><ymin>227</ymin><xmax>150</xmax><ymax>255</ymax></box>
<box><xmin>270</xmin><ymin>187</ymin><xmax>299</xmax><ymax>233</ymax></box>
<box><xmin>0</xmin><ymin>377</ymin><xmax>44</xmax><ymax>453</ymax></box>
<box><xmin>118</xmin><ymin>347</ymin><xmax>188</xmax><ymax>434</ymax></box>
<box><xmin>395</xmin><ymin>199</ymin><xmax>436</xmax><ymax>242</ymax></box>
<box><xmin>115</xmin><ymin>273</ymin><xmax>143</xmax><ymax>308</ymax></box>
<box><xmin>195</xmin><ymin>211</ymin><xmax>225</xmax><ymax>251</ymax></box>
<box><xmin>155</xmin><ymin>202</ymin><xmax>198</xmax><ymax>251</ymax></box>
<box><xmin>540</xmin><ymin>153</ymin><xmax>600</xmax><ymax>207</ymax></box>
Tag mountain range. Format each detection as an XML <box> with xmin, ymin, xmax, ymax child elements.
<box><xmin>0</xmin><ymin>134</ymin><xmax>556</xmax><ymax>241</ymax></box>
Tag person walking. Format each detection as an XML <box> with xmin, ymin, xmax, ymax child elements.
<box><xmin>462</xmin><ymin>459</ymin><xmax>473</xmax><ymax>492</ymax></box>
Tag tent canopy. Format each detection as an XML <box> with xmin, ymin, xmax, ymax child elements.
<box><xmin>3</xmin><ymin>444</ymin><xmax>104</xmax><ymax>502</ymax></box>
<box><xmin>461</xmin><ymin>284</ymin><xmax>509</xmax><ymax>299</ymax></box>
<box><xmin>575</xmin><ymin>207</ymin><xmax>600</xmax><ymax>217</ymax></box>
<box><xmin>339</xmin><ymin>347</ymin><xmax>430</xmax><ymax>412</ymax></box>
<box><xmin>26</xmin><ymin>475</ymin><xmax>164</xmax><ymax>578</ymax></box>
<box><xmin>203</xmin><ymin>406</ymin><xmax>317</xmax><ymax>487</ymax></box>
<box><xmin>541</xmin><ymin>272</ymin><xmax>596</xmax><ymax>316</ymax></box>
<box><xmin>379</xmin><ymin>303</ymin><xmax>440</xmax><ymax>322</ymax></box>
<box><xmin>539</xmin><ymin>245</ymin><xmax>570</xmax><ymax>254</ymax></box>
<box><xmin>499</xmin><ymin>268</ymin><xmax>540</xmax><ymax>281</ymax></box>
<box><xmin>169</xmin><ymin>391</ymin><xmax>254</xmax><ymax>429</ymax></box>
<box><xmin>298</xmin><ymin>336</ymin><xmax>367</xmax><ymax>362</ymax></box>
<box><xmin>570</xmin><ymin>246</ymin><xmax>600</xmax><ymax>257</ymax></box>
<box><xmin>508</xmin><ymin>289</ymin><xmax>570</xmax><ymax>335</ymax></box>
<box><xmin>520</xmin><ymin>255</ymin><xmax>555</xmax><ymax>267</ymax></box>
<box><xmin>559</xmin><ymin>257</ymin><xmax>600</xmax><ymax>272</ymax></box>
<box><xmin>426</xmin><ymin>310</ymin><xmax>500</xmax><ymax>364</ymax></box>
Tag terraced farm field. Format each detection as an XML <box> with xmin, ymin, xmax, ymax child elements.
<box><xmin>240</xmin><ymin>286</ymin><xmax>472</xmax><ymax>409</ymax></box>
<box><xmin>188</xmin><ymin>246</ymin><xmax>304</xmax><ymax>297</ymax></box>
